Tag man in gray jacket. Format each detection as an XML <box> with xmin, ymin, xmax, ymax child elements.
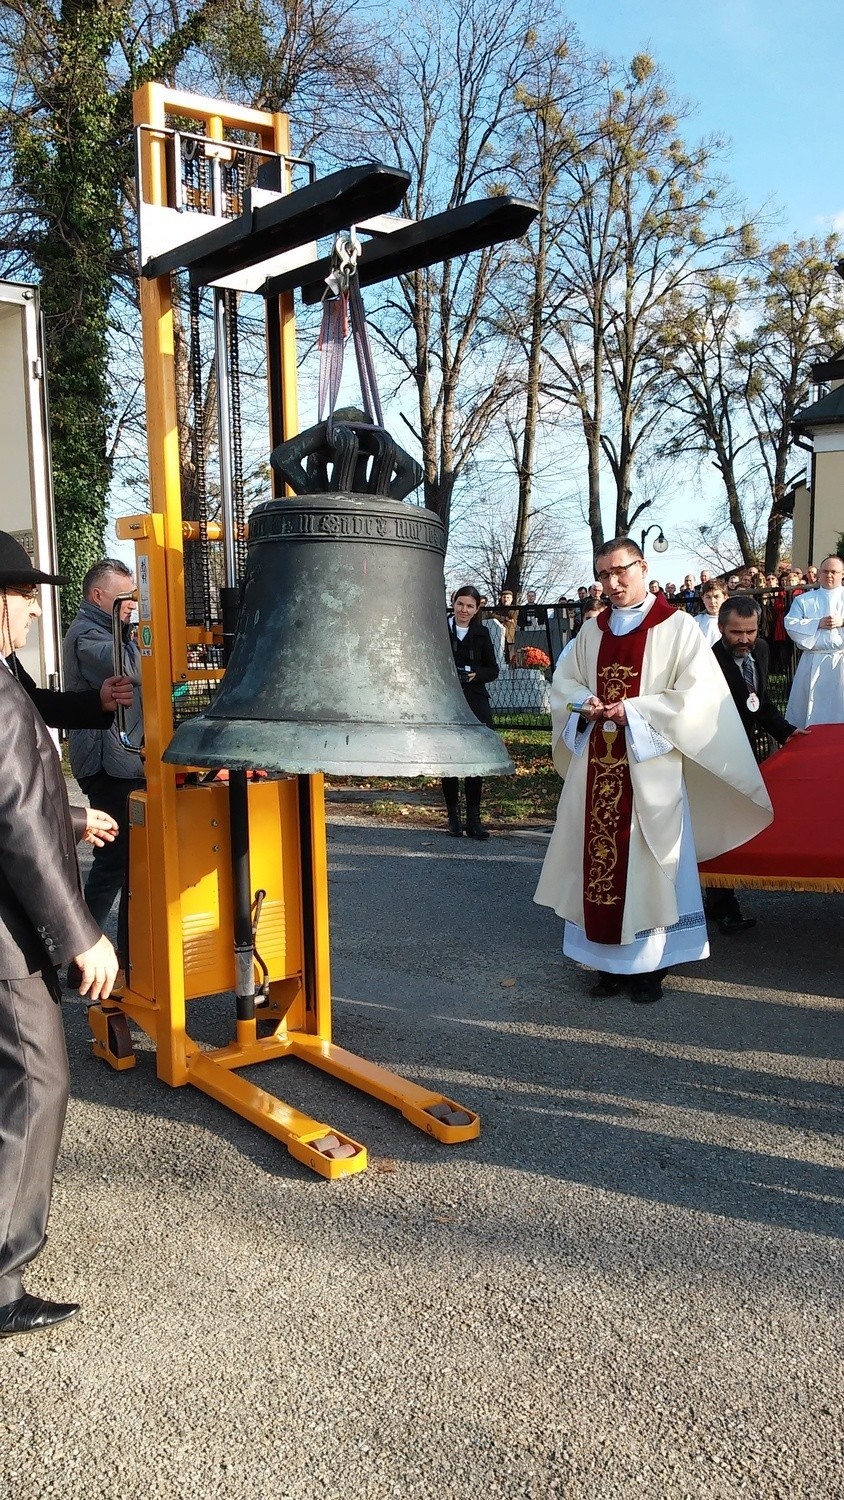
<box><xmin>63</xmin><ymin>559</ymin><xmax>144</xmax><ymax>972</ymax></box>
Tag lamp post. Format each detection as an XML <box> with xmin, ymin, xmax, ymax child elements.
<box><xmin>641</xmin><ymin>524</ymin><xmax>668</xmax><ymax>555</ymax></box>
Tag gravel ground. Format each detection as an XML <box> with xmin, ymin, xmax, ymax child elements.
<box><xmin>1</xmin><ymin>814</ymin><xmax>842</xmax><ymax>1500</ymax></box>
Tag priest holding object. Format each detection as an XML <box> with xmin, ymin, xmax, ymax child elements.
<box><xmin>784</xmin><ymin>554</ymin><xmax>844</xmax><ymax>727</ymax></box>
<box><xmin>534</xmin><ymin>537</ymin><xmax>773</xmax><ymax>1003</ymax></box>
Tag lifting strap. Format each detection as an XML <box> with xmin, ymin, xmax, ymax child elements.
<box><xmin>318</xmin><ymin>230</ymin><xmax>385</xmax><ymax>441</ymax></box>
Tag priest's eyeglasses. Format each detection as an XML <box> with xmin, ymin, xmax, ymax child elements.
<box><xmin>595</xmin><ymin>560</ymin><xmax>644</xmax><ymax>585</ymax></box>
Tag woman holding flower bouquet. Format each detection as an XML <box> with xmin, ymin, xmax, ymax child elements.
<box><xmin>443</xmin><ymin>586</ymin><xmax>502</xmax><ymax>840</ymax></box>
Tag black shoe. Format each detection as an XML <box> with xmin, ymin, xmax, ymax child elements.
<box><xmin>589</xmin><ymin>972</ymin><xmax>622</xmax><ymax>997</ymax></box>
<box><xmin>630</xmin><ymin>968</ymin><xmax>666</xmax><ymax>1004</ymax></box>
<box><xmin>446</xmin><ymin>810</ymin><xmax>463</xmax><ymax>837</ymax></box>
<box><xmin>65</xmin><ymin>961</ymin><xmax>82</xmax><ymax>990</ymax></box>
<box><xmin>0</xmin><ymin>1292</ymin><xmax>79</xmax><ymax>1338</ymax></box>
<box><xmin>717</xmin><ymin>916</ymin><xmax>757</xmax><ymax>935</ymax></box>
<box><xmin>465</xmin><ymin>816</ymin><xmax>490</xmax><ymax>841</ymax></box>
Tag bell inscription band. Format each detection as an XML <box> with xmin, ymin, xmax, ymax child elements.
<box><xmin>164</xmin><ymin>493</ymin><xmax>514</xmax><ymax>778</ymax></box>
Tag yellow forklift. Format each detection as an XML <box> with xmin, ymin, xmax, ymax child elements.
<box><xmin>87</xmin><ymin>84</ymin><xmax>536</xmax><ymax>1178</ymax></box>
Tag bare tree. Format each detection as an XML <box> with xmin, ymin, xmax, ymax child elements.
<box><xmin>658</xmin><ymin>272</ymin><xmax>759</xmax><ymax>564</ymax></box>
<box><xmin>337</xmin><ymin>0</ymin><xmax>546</xmax><ymax>537</ymax></box>
<box><xmin>491</xmin><ymin>28</ymin><xmax>585</xmax><ymax>596</ymax></box>
<box><xmin>541</xmin><ymin>53</ymin><xmax>749</xmax><ymax>551</ymax></box>
<box><xmin>741</xmin><ymin>234</ymin><xmax>844</xmax><ymax>572</ymax></box>
<box><xmin>658</xmin><ymin>236</ymin><xmax>844</xmax><ymax>569</ymax></box>
<box><xmin>449</xmin><ymin>491</ymin><xmax>573</xmax><ymax>600</ymax></box>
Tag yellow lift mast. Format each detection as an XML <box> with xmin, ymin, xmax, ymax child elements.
<box><xmin>87</xmin><ymin>84</ymin><xmax>480</xmax><ymax>1177</ymax></box>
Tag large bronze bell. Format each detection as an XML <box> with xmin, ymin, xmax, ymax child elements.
<box><xmin>164</xmin><ymin>493</ymin><xmax>513</xmax><ymax>777</ymax></box>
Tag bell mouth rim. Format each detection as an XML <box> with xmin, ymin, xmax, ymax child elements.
<box><xmin>164</xmin><ymin>716</ymin><xmax>514</xmax><ymax>778</ymax></box>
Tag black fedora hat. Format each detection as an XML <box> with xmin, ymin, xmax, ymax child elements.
<box><xmin>0</xmin><ymin>530</ymin><xmax>67</xmax><ymax>587</ymax></box>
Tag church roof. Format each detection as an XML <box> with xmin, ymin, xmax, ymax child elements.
<box><xmin>792</xmin><ymin>382</ymin><xmax>844</xmax><ymax>436</ymax></box>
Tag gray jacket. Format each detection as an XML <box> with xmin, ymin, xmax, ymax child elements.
<box><xmin>63</xmin><ymin>601</ymin><xmax>144</xmax><ymax>780</ymax></box>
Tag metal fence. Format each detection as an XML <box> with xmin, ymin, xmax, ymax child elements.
<box><xmin>481</xmin><ymin>589</ymin><xmax>803</xmax><ymax>729</ymax></box>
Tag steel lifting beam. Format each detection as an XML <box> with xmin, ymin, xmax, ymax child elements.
<box><xmin>143</xmin><ymin>162</ymin><xmax>411</xmax><ymax>284</ymax></box>
<box><xmin>265</xmin><ymin>195</ymin><xmax>539</xmax><ymax>304</ymax></box>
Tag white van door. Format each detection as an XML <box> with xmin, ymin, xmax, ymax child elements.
<box><xmin>0</xmin><ymin>279</ymin><xmax>62</xmax><ymax>687</ymax></box>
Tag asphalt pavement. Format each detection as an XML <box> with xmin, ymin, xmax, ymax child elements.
<box><xmin>1</xmin><ymin>815</ymin><xmax>842</xmax><ymax>1499</ymax></box>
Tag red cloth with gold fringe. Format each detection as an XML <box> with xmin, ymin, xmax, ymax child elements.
<box><xmin>698</xmin><ymin>724</ymin><xmax>844</xmax><ymax>892</ymax></box>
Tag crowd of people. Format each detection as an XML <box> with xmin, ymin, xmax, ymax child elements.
<box><xmin>484</xmin><ymin>560</ymin><xmax>823</xmax><ymax>639</ymax></box>
<box><xmin>480</xmin><ymin>559</ymin><xmax>844</xmax><ymax>697</ymax></box>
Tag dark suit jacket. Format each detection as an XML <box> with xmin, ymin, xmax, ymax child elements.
<box><xmin>711</xmin><ymin>637</ymin><xmax>794</xmax><ymax>756</ymax></box>
<box><xmin>11</xmin><ymin>657</ymin><xmax>114</xmax><ymax>844</ymax></box>
<box><xmin>0</xmin><ymin>667</ymin><xmax>101</xmax><ymax>984</ymax></box>
<box><xmin>10</xmin><ymin>657</ymin><xmax>112</xmax><ymax>731</ymax></box>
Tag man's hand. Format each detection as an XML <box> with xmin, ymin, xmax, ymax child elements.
<box><xmin>73</xmin><ymin>935</ymin><xmax>119</xmax><ymax>1002</ymax></box>
<box><xmin>817</xmin><ymin>615</ymin><xmax>844</xmax><ymax>630</ymax></box>
<box><xmin>602</xmin><ymin>701</ymin><xmax>629</xmax><ymax>727</ymax></box>
<box><xmin>99</xmin><ymin>675</ymin><xmax>134</xmax><ymax>711</ymax></box>
<box><xmin>82</xmin><ymin>808</ymin><xmax>119</xmax><ymax>847</ymax></box>
<box><xmin>788</xmin><ymin>727</ymin><xmax>811</xmax><ymax>738</ymax></box>
<box><xmin>578</xmin><ymin>696</ymin><xmax>605</xmax><ymax>720</ymax></box>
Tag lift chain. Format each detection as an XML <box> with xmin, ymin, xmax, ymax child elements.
<box><xmin>225</xmin><ymin>286</ymin><xmax>248</xmax><ymax>580</ymax></box>
<box><xmin>188</xmin><ymin>282</ymin><xmax>215</xmax><ymax>628</ymax></box>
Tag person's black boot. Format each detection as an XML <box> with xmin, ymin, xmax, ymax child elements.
<box><xmin>465</xmin><ymin>778</ymin><xmax>490</xmax><ymax>840</ymax></box>
<box><xmin>441</xmin><ymin>777</ymin><xmax>463</xmax><ymax>837</ymax></box>
<box><xmin>465</xmin><ymin>814</ymin><xmax>490</xmax><ymax>840</ymax></box>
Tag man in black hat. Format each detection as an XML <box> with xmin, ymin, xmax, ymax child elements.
<box><xmin>0</xmin><ymin>531</ymin><xmax>118</xmax><ymax>1338</ymax></box>
<box><xmin>0</xmin><ymin>535</ymin><xmax>133</xmax><ymax>731</ymax></box>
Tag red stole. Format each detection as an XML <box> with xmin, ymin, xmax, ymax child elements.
<box><xmin>583</xmin><ymin>594</ymin><xmax>675</xmax><ymax>944</ymax></box>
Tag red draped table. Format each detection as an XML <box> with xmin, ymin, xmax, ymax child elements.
<box><xmin>699</xmin><ymin>724</ymin><xmax>844</xmax><ymax>894</ymax></box>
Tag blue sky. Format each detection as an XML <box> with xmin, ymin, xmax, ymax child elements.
<box><xmin>562</xmin><ymin>0</ymin><xmax>844</xmax><ymax>240</ymax></box>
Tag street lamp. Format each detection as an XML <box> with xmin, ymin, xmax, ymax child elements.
<box><xmin>641</xmin><ymin>524</ymin><xmax>669</xmax><ymax>555</ymax></box>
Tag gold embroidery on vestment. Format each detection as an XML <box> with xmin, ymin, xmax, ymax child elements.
<box><xmin>598</xmin><ymin>662</ymin><xmax>636</xmax><ymax>705</ymax></box>
<box><xmin>585</xmin><ymin>721</ymin><xmax>628</xmax><ymax>907</ymax></box>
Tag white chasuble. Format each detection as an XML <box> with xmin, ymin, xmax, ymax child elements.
<box><xmin>534</xmin><ymin>594</ymin><xmax>773</xmax><ymax>973</ymax></box>
<box><xmin>784</xmin><ymin>587</ymin><xmax>844</xmax><ymax>728</ymax></box>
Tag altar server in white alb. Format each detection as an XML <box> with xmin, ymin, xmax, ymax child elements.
<box><xmin>784</xmin><ymin>555</ymin><xmax>844</xmax><ymax>727</ymax></box>
<box><xmin>534</xmin><ymin>538</ymin><xmax>773</xmax><ymax>1003</ymax></box>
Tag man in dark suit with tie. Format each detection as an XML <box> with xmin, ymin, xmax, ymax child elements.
<box><xmin>712</xmin><ymin>595</ymin><xmax>797</xmax><ymax>763</ymax></box>
<box><xmin>0</xmin><ymin>533</ymin><xmax>118</xmax><ymax>1339</ymax></box>
<box><xmin>708</xmin><ymin>594</ymin><xmax>803</xmax><ymax>933</ymax></box>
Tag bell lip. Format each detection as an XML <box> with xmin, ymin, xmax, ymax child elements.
<box><xmin>163</xmin><ymin>716</ymin><xmax>514</xmax><ymax>778</ymax></box>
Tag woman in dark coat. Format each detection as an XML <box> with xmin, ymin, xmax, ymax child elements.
<box><xmin>442</xmin><ymin>586</ymin><xmax>501</xmax><ymax>840</ymax></box>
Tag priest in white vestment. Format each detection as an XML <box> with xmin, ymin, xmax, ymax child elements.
<box><xmin>784</xmin><ymin>555</ymin><xmax>844</xmax><ymax>727</ymax></box>
<box><xmin>534</xmin><ymin>538</ymin><xmax>773</xmax><ymax>1002</ymax></box>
